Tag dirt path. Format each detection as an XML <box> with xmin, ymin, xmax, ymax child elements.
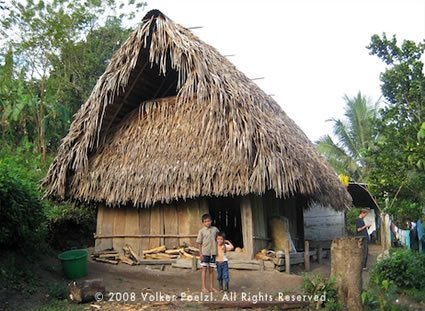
<box><xmin>2</xmin><ymin>244</ymin><xmax>384</xmax><ymax>310</ymax></box>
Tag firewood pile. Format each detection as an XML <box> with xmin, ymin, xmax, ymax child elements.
<box><xmin>142</xmin><ymin>245</ymin><xmax>200</xmax><ymax>260</ymax></box>
<box><xmin>92</xmin><ymin>244</ymin><xmax>200</xmax><ymax>265</ymax></box>
<box><xmin>91</xmin><ymin>245</ymin><xmax>140</xmax><ymax>265</ymax></box>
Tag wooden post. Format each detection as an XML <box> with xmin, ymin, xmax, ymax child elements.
<box><xmin>331</xmin><ymin>238</ymin><xmax>363</xmax><ymax>311</ymax></box>
<box><xmin>191</xmin><ymin>256</ymin><xmax>197</xmax><ymax>272</ymax></box>
<box><xmin>304</xmin><ymin>240</ymin><xmax>310</xmax><ymax>271</ymax></box>
<box><xmin>160</xmin><ymin>206</ymin><xmax>165</xmax><ymax>246</ymax></box>
<box><xmin>318</xmin><ymin>247</ymin><xmax>323</xmax><ymax>264</ymax></box>
<box><xmin>285</xmin><ymin>240</ymin><xmax>290</xmax><ymax>274</ymax></box>
<box><xmin>241</xmin><ymin>197</ymin><xmax>254</xmax><ymax>259</ymax></box>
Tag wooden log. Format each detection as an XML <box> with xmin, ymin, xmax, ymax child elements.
<box><xmin>165</xmin><ymin>248</ymin><xmax>183</xmax><ymax>255</ymax></box>
<box><xmin>304</xmin><ymin>240</ymin><xmax>310</xmax><ymax>272</ymax></box>
<box><xmin>331</xmin><ymin>238</ymin><xmax>364</xmax><ymax>310</ymax></box>
<box><xmin>142</xmin><ymin>245</ymin><xmax>166</xmax><ymax>254</ymax></box>
<box><xmin>119</xmin><ymin>255</ymin><xmax>135</xmax><ymax>265</ymax></box>
<box><xmin>187</xmin><ymin>246</ymin><xmax>200</xmax><ymax>253</ymax></box>
<box><xmin>127</xmin><ymin>245</ymin><xmax>141</xmax><ymax>262</ymax></box>
<box><xmin>98</xmin><ymin>254</ymin><xmax>119</xmax><ymax>259</ymax></box>
<box><xmin>93</xmin><ymin>257</ymin><xmax>118</xmax><ymax>264</ymax></box>
<box><xmin>181</xmin><ymin>250</ymin><xmax>195</xmax><ymax>258</ymax></box>
<box><xmin>144</xmin><ymin>253</ymin><xmax>174</xmax><ymax>259</ymax></box>
<box><xmin>92</xmin><ymin>250</ymin><xmax>118</xmax><ymax>256</ymax></box>
<box><xmin>69</xmin><ymin>279</ymin><xmax>105</xmax><ymax>303</ymax></box>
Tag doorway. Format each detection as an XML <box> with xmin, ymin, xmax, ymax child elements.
<box><xmin>208</xmin><ymin>196</ymin><xmax>243</xmax><ymax>248</ymax></box>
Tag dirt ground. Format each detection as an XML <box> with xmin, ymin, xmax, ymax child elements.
<box><xmin>1</xmin><ymin>244</ymin><xmax>384</xmax><ymax>310</ymax></box>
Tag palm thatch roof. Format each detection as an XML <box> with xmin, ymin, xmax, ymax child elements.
<box><xmin>43</xmin><ymin>10</ymin><xmax>351</xmax><ymax>210</ymax></box>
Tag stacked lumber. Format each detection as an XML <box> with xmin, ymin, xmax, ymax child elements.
<box><xmin>91</xmin><ymin>250</ymin><xmax>120</xmax><ymax>264</ymax></box>
<box><xmin>91</xmin><ymin>245</ymin><xmax>140</xmax><ymax>265</ymax></box>
<box><xmin>142</xmin><ymin>245</ymin><xmax>200</xmax><ymax>260</ymax></box>
<box><xmin>92</xmin><ymin>245</ymin><xmax>201</xmax><ymax>266</ymax></box>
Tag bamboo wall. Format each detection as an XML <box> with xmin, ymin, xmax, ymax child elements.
<box><xmin>95</xmin><ymin>199</ymin><xmax>208</xmax><ymax>256</ymax></box>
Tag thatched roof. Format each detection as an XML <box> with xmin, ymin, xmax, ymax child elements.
<box><xmin>43</xmin><ymin>10</ymin><xmax>351</xmax><ymax>210</ymax></box>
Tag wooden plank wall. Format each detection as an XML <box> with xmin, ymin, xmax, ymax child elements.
<box><xmin>278</xmin><ymin>196</ymin><xmax>300</xmax><ymax>248</ymax></box>
<box><xmin>251</xmin><ymin>195</ymin><xmax>269</xmax><ymax>254</ymax></box>
<box><xmin>304</xmin><ymin>204</ymin><xmax>345</xmax><ymax>241</ymax></box>
<box><xmin>95</xmin><ymin>199</ymin><xmax>208</xmax><ymax>256</ymax></box>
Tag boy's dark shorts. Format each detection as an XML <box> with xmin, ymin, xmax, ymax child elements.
<box><xmin>201</xmin><ymin>255</ymin><xmax>216</xmax><ymax>268</ymax></box>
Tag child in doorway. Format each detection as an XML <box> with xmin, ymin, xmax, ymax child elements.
<box><xmin>196</xmin><ymin>214</ymin><xmax>220</xmax><ymax>293</ymax></box>
<box><xmin>215</xmin><ymin>232</ymin><xmax>234</xmax><ymax>292</ymax></box>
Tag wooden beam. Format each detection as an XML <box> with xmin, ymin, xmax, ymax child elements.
<box><xmin>95</xmin><ymin>234</ymin><xmax>197</xmax><ymax>239</ymax></box>
<box><xmin>253</xmin><ymin>236</ymin><xmax>272</xmax><ymax>241</ymax></box>
<box><xmin>240</xmin><ymin>196</ymin><xmax>254</xmax><ymax>259</ymax></box>
<box><xmin>139</xmin><ymin>259</ymin><xmax>176</xmax><ymax>265</ymax></box>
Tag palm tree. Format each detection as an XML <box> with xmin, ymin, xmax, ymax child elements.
<box><xmin>316</xmin><ymin>92</ymin><xmax>379</xmax><ymax>182</ymax></box>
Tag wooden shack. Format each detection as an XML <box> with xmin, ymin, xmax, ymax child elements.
<box><xmin>43</xmin><ymin>10</ymin><xmax>351</xmax><ymax>259</ymax></box>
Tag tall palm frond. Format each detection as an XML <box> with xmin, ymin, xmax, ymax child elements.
<box><xmin>316</xmin><ymin>91</ymin><xmax>379</xmax><ymax>182</ymax></box>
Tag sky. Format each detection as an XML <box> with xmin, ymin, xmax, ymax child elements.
<box><xmin>134</xmin><ymin>0</ymin><xmax>425</xmax><ymax>142</ymax></box>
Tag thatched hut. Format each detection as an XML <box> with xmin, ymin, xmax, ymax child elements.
<box><xmin>43</xmin><ymin>10</ymin><xmax>351</xmax><ymax>259</ymax></box>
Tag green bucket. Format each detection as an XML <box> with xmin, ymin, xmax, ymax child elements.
<box><xmin>58</xmin><ymin>249</ymin><xmax>88</xmax><ymax>279</ymax></box>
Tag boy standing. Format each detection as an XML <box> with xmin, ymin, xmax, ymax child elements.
<box><xmin>216</xmin><ymin>232</ymin><xmax>234</xmax><ymax>292</ymax></box>
<box><xmin>196</xmin><ymin>214</ymin><xmax>219</xmax><ymax>293</ymax></box>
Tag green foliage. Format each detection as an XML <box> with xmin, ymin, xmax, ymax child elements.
<box><xmin>362</xmin><ymin>249</ymin><xmax>425</xmax><ymax>310</ymax></box>
<box><xmin>403</xmin><ymin>288</ymin><xmax>425</xmax><ymax>303</ymax></box>
<box><xmin>302</xmin><ymin>273</ymin><xmax>343</xmax><ymax>310</ymax></box>
<box><xmin>361</xmin><ymin>279</ymin><xmax>406</xmax><ymax>311</ymax></box>
<box><xmin>46</xmin><ymin>282</ymin><xmax>68</xmax><ymax>300</ymax></box>
<box><xmin>316</xmin><ymin>92</ymin><xmax>378</xmax><ymax>182</ymax></box>
<box><xmin>46</xmin><ymin>205</ymin><xmax>96</xmax><ymax>250</ymax></box>
<box><xmin>0</xmin><ymin>0</ymin><xmax>144</xmax><ymax>154</ymax></box>
<box><xmin>0</xmin><ymin>150</ymin><xmax>46</xmax><ymax>250</ymax></box>
<box><xmin>367</xmin><ymin>34</ymin><xmax>425</xmax><ymax>222</ymax></box>
<box><xmin>32</xmin><ymin>300</ymin><xmax>85</xmax><ymax>311</ymax></box>
<box><xmin>0</xmin><ymin>252</ymin><xmax>40</xmax><ymax>294</ymax></box>
<box><xmin>385</xmin><ymin>198</ymin><xmax>423</xmax><ymax>229</ymax></box>
<box><xmin>346</xmin><ymin>208</ymin><xmax>362</xmax><ymax>235</ymax></box>
<box><xmin>371</xmin><ymin>249</ymin><xmax>425</xmax><ymax>290</ymax></box>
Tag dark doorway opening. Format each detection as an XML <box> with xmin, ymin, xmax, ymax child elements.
<box><xmin>208</xmin><ymin>197</ymin><xmax>243</xmax><ymax>248</ymax></box>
